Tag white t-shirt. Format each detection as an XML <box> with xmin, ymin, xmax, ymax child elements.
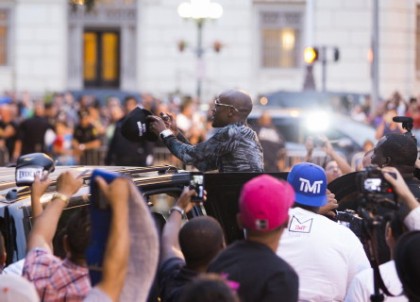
<box><xmin>404</xmin><ymin>206</ymin><xmax>420</xmax><ymax>231</ymax></box>
<box><xmin>277</xmin><ymin>207</ymin><xmax>371</xmax><ymax>302</ymax></box>
<box><xmin>83</xmin><ymin>288</ymin><xmax>112</xmax><ymax>302</ymax></box>
<box><xmin>345</xmin><ymin>260</ymin><xmax>407</xmax><ymax>302</ymax></box>
<box><xmin>3</xmin><ymin>259</ymin><xmax>24</xmax><ymax>275</ymax></box>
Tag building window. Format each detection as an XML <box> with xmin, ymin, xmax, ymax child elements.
<box><xmin>416</xmin><ymin>5</ymin><xmax>420</xmax><ymax>77</ymax></box>
<box><xmin>259</xmin><ymin>10</ymin><xmax>303</xmax><ymax>69</ymax></box>
<box><xmin>0</xmin><ymin>9</ymin><xmax>9</xmax><ymax>66</ymax></box>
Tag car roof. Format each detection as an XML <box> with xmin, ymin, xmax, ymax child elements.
<box><xmin>255</xmin><ymin>90</ymin><xmax>368</xmax><ymax>109</ymax></box>
<box><xmin>0</xmin><ymin>165</ymin><xmax>183</xmax><ymax>208</ymax></box>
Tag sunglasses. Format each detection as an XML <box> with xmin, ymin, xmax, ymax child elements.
<box><xmin>214</xmin><ymin>98</ymin><xmax>239</xmax><ymax>112</ymax></box>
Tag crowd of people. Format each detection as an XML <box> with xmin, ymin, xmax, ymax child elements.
<box><xmin>0</xmin><ymin>90</ymin><xmax>216</xmax><ymax>168</ymax></box>
<box><xmin>0</xmin><ymin>88</ymin><xmax>420</xmax><ymax>301</ymax></box>
<box><xmin>0</xmin><ymin>88</ymin><xmax>417</xmax><ymax>171</ymax></box>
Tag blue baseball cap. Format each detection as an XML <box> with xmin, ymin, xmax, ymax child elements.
<box><xmin>287</xmin><ymin>162</ymin><xmax>327</xmax><ymax>207</ymax></box>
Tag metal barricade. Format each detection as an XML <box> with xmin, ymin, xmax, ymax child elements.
<box><xmin>152</xmin><ymin>147</ymin><xmax>183</xmax><ymax>168</ymax></box>
<box><xmin>284</xmin><ymin>150</ymin><xmax>327</xmax><ymax>171</ymax></box>
<box><xmin>79</xmin><ymin>148</ymin><xmax>106</xmax><ymax>166</ymax></box>
<box><xmin>0</xmin><ymin>147</ymin><xmax>9</xmax><ymax>167</ymax></box>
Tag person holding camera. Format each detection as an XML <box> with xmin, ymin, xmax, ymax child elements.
<box><xmin>343</xmin><ymin>165</ymin><xmax>420</xmax><ymax>302</ymax></box>
<box><xmin>158</xmin><ymin>187</ymin><xmax>226</xmax><ymax>302</ymax></box>
<box><xmin>147</xmin><ymin>89</ymin><xmax>264</xmax><ymax>173</ymax></box>
<box><xmin>22</xmin><ymin>171</ymin><xmax>89</xmax><ymax>301</ymax></box>
<box><xmin>277</xmin><ymin>162</ymin><xmax>370</xmax><ymax>302</ymax></box>
<box><xmin>305</xmin><ymin>135</ymin><xmax>353</xmax><ymax>184</ymax></box>
<box><xmin>371</xmin><ymin>133</ymin><xmax>420</xmax><ymax>215</ymax></box>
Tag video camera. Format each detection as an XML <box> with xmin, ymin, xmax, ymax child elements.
<box><xmin>355</xmin><ymin>165</ymin><xmax>398</xmax><ymax>214</ymax></box>
<box><xmin>332</xmin><ymin>165</ymin><xmax>399</xmax><ymax>243</ymax></box>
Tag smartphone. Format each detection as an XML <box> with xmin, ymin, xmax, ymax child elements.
<box><xmin>90</xmin><ymin>169</ymin><xmax>119</xmax><ymax>210</ymax></box>
<box><xmin>86</xmin><ymin>169</ymin><xmax>120</xmax><ymax>285</ymax></box>
<box><xmin>190</xmin><ymin>172</ymin><xmax>204</xmax><ymax>202</ymax></box>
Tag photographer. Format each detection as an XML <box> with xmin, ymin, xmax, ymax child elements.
<box><xmin>158</xmin><ymin>187</ymin><xmax>226</xmax><ymax>302</ymax></box>
<box><xmin>371</xmin><ymin>133</ymin><xmax>420</xmax><ymax>207</ymax></box>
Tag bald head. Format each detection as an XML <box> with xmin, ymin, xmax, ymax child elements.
<box><xmin>220</xmin><ymin>89</ymin><xmax>253</xmax><ymax>119</ymax></box>
<box><xmin>211</xmin><ymin>89</ymin><xmax>254</xmax><ymax>127</ymax></box>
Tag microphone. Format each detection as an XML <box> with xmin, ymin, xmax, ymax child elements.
<box><xmin>392</xmin><ymin>116</ymin><xmax>413</xmax><ymax>123</ymax></box>
<box><xmin>392</xmin><ymin>116</ymin><xmax>414</xmax><ymax>135</ymax></box>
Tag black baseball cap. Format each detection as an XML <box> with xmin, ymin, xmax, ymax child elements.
<box><xmin>121</xmin><ymin>107</ymin><xmax>158</xmax><ymax>142</ymax></box>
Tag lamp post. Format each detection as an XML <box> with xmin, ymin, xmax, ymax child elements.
<box><xmin>177</xmin><ymin>0</ymin><xmax>223</xmax><ymax>102</ymax></box>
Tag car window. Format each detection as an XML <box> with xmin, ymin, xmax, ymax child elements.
<box><xmin>10</xmin><ymin>189</ymin><xmax>181</xmax><ymax>263</ymax></box>
<box><xmin>248</xmin><ymin>115</ymin><xmax>303</xmax><ymax>144</ymax></box>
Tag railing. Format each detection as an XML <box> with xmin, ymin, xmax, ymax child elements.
<box><xmin>62</xmin><ymin>145</ymin><xmax>327</xmax><ymax>172</ymax></box>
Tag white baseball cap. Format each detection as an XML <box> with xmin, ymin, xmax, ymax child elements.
<box><xmin>0</xmin><ymin>275</ymin><xmax>40</xmax><ymax>302</ymax></box>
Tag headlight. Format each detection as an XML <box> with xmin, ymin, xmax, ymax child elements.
<box><xmin>304</xmin><ymin>111</ymin><xmax>330</xmax><ymax>132</ymax></box>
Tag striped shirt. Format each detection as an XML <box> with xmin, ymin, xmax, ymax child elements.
<box><xmin>23</xmin><ymin>248</ymin><xmax>91</xmax><ymax>302</ymax></box>
<box><xmin>163</xmin><ymin>122</ymin><xmax>264</xmax><ymax>172</ymax></box>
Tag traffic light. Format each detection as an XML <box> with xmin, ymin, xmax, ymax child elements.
<box><xmin>304</xmin><ymin>47</ymin><xmax>319</xmax><ymax>64</ymax></box>
<box><xmin>333</xmin><ymin>47</ymin><xmax>340</xmax><ymax>62</ymax></box>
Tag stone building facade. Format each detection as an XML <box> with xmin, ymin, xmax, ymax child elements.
<box><xmin>0</xmin><ymin>0</ymin><xmax>418</xmax><ymax>102</ymax></box>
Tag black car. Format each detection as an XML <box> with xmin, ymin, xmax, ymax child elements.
<box><xmin>0</xmin><ymin>163</ymin><xmax>286</xmax><ymax>265</ymax></box>
<box><xmin>255</xmin><ymin>90</ymin><xmax>369</xmax><ymax>113</ymax></box>
<box><xmin>248</xmin><ymin>107</ymin><xmax>376</xmax><ymax>164</ymax></box>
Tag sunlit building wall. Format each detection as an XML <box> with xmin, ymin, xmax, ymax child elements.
<box><xmin>0</xmin><ymin>0</ymin><xmax>418</xmax><ymax>102</ymax></box>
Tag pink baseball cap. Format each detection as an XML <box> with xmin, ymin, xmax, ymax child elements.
<box><xmin>239</xmin><ymin>174</ymin><xmax>295</xmax><ymax>232</ymax></box>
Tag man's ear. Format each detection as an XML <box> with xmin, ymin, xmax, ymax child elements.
<box><xmin>384</xmin><ymin>156</ymin><xmax>392</xmax><ymax>166</ymax></box>
<box><xmin>62</xmin><ymin>234</ymin><xmax>70</xmax><ymax>255</ymax></box>
<box><xmin>0</xmin><ymin>252</ymin><xmax>6</xmax><ymax>267</ymax></box>
<box><xmin>385</xmin><ymin>222</ymin><xmax>392</xmax><ymax>241</ymax></box>
<box><xmin>284</xmin><ymin>215</ymin><xmax>290</xmax><ymax>228</ymax></box>
<box><xmin>227</xmin><ymin>109</ymin><xmax>235</xmax><ymax>118</ymax></box>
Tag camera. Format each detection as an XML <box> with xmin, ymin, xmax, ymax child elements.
<box><xmin>160</xmin><ymin>113</ymin><xmax>170</xmax><ymax>122</ymax></box>
<box><xmin>335</xmin><ymin>209</ymin><xmax>364</xmax><ymax>239</ymax></box>
<box><xmin>354</xmin><ymin>165</ymin><xmax>399</xmax><ymax>222</ymax></box>
<box><xmin>189</xmin><ymin>172</ymin><xmax>204</xmax><ymax>202</ymax></box>
<box><xmin>313</xmin><ymin>136</ymin><xmax>326</xmax><ymax>148</ymax></box>
<box><xmin>357</xmin><ymin>165</ymin><xmax>394</xmax><ymax>195</ymax></box>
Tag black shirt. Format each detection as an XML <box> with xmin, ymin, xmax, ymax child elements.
<box><xmin>73</xmin><ymin>124</ymin><xmax>99</xmax><ymax>144</ymax></box>
<box><xmin>0</xmin><ymin>120</ymin><xmax>18</xmax><ymax>158</ymax></box>
<box><xmin>17</xmin><ymin>116</ymin><xmax>53</xmax><ymax>155</ymax></box>
<box><xmin>105</xmin><ymin>117</ymin><xmax>154</xmax><ymax>166</ymax></box>
<box><xmin>208</xmin><ymin>240</ymin><xmax>299</xmax><ymax>302</ymax></box>
<box><xmin>158</xmin><ymin>257</ymin><xmax>198</xmax><ymax>302</ymax></box>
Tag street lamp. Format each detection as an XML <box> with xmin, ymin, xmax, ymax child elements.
<box><xmin>177</xmin><ymin>0</ymin><xmax>223</xmax><ymax>102</ymax></box>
